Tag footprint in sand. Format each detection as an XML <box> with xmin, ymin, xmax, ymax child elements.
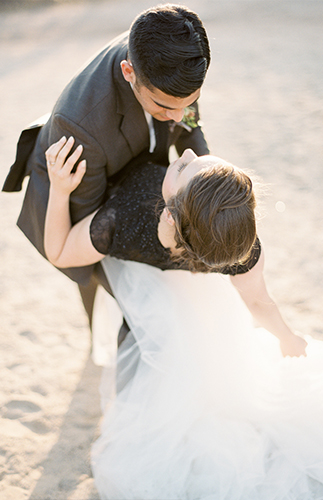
<box><xmin>21</xmin><ymin>419</ymin><xmax>51</xmax><ymax>434</ymax></box>
<box><xmin>2</xmin><ymin>400</ymin><xmax>41</xmax><ymax>419</ymax></box>
<box><xmin>19</xmin><ymin>330</ymin><xmax>39</xmax><ymax>342</ymax></box>
<box><xmin>30</xmin><ymin>384</ymin><xmax>48</xmax><ymax>397</ymax></box>
<box><xmin>2</xmin><ymin>400</ymin><xmax>51</xmax><ymax>434</ymax></box>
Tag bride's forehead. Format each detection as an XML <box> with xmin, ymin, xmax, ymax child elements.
<box><xmin>202</xmin><ymin>155</ymin><xmax>227</xmax><ymax>164</ymax></box>
<box><xmin>192</xmin><ymin>155</ymin><xmax>228</xmax><ymax>169</ymax></box>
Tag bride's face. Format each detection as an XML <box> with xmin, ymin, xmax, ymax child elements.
<box><xmin>162</xmin><ymin>150</ymin><xmax>223</xmax><ymax>203</ymax></box>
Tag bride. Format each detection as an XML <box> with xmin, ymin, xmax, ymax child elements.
<box><xmin>44</xmin><ymin>137</ymin><xmax>323</xmax><ymax>499</ymax></box>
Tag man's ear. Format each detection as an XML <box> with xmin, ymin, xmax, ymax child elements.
<box><xmin>164</xmin><ymin>207</ymin><xmax>175</xmax><ymax>226</ymax></box>
<box><xmin>120</xmin><ymin>60</ymin><xmax>136</xmax><ymax>84</ymax></box>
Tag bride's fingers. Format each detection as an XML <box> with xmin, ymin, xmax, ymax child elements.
<box><xmin>46</xmin><ymin>137</ymin><xmax>84</xmax><ymax>178</ymax></box>
<box><xmin>55</xmin><ymin>136</ymin><xmax>76</xmax><ymax>169</ymax></box>
<box><xmin>71</xmin><ymin>159</ymin><xmax>86</xmax><ymax>188</ymax></box>
<box><xmin>45</xmin><ymin>136</ymin><xmax>67</xmax><ymax>167</ymax></box>
<box><xmin>59</xmin><ymin>144</ymin><xmax>84</xmax><ymax>175</ymax></box>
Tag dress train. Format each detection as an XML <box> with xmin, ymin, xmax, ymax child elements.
<box><xmin>91</xmin><ymin>256</ymin><xmax>323</xmax><ymax>500</ymax></box>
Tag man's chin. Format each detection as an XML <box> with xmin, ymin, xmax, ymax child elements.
<box><xmin>154</xmin><ymin>115</ymin><xmax>171</xmax><ymax>122</ymax></box>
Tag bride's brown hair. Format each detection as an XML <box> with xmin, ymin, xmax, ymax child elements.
<box><xmin>167</xmin><ymin>162</ymin><xmax>257</xmax><ymax>273</ymax></box>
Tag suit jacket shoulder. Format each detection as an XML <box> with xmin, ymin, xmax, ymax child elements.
<box><xmin>52</xmin><ymin>31</ymin><xmax>149</xmax><ymax>175</ymax></box>
<box><xmin>55</xmin><ymin>32</ymin><xmax>127</xmax><ymax>126</ymax></box>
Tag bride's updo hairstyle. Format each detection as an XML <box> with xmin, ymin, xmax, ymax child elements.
<box><xmin>167</xmin><ymin>162</ymin><xmax>257</xmax><ymax>273</ymax></box>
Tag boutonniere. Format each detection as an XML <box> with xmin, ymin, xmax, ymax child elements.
<box><xmin>168</xmin><ymin>106</ymin><xmax>200</xmax><ymax>133</ymax></box>
<box><xmin>178</xmin><ymin>106</ymin><xmax>199</xmax><ymax>132</ymax></box>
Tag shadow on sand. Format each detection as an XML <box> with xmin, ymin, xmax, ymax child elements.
<box><xmin>29</xmin><ymin>355</ymin><xmax>102</xmax><ymax>500</ymax></box>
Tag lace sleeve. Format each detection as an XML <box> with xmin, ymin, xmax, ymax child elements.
<box><xmin>89</xmin><ymin>203</ymin><xmax>116</xmax><ymax>255</ymax></box>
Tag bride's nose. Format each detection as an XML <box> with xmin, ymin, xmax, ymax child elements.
<box><xmin>181</xmin><ymin>149</ymin><xmax>197</xmax><ymax>163</ymax></box>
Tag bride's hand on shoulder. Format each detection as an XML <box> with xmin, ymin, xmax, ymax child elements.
<box><xmin>280</xmin><ymin>332</ymin><xmax>308</xmax><ymax>358</ymax></box>
<box><xmin>45</xmin><ymin>136</ymin><xmax>86</xmax><ymax>195</ymax></box>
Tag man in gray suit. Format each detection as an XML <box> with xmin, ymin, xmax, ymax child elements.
<box><xmin>3</xmin><ymin>4</ymin><xmax>210</xmax><ymax>332</ymax></box>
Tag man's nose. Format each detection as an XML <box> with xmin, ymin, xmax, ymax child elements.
<box><xmin>165</xmin><ymin>108</ymin><xmax>184</xmax><ymax>123</ymax></box>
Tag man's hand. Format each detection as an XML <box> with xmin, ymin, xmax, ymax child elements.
<box><xmin>45</xmin><ymin>136</ymin><xmax>86</xmax><ymax>195</ymax></box>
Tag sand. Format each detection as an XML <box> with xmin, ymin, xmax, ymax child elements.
<box><xmin>0</xmin><ymin>0</ymin><xmax>322</xmax><ymax>498</ymax></box>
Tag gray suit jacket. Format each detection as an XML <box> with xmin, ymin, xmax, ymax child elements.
<box><xmin>3</xmin><ymin>32</ymin><xmax>209</xmax><ymax>285</ymax></box>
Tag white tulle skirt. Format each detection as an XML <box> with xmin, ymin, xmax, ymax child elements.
<box><xmin>91</xmin><ymin>256</ymin><xmax>323</xmax><ymax>500</ymax></box>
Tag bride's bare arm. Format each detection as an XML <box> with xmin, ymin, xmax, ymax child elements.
<box><xmin>44</xmin><ymin>137</ymin><xmax>105</xmax><ymax>268</ymax></box>
<box><xmin>230</xmin><ymin>250</ymin><xmax>307</xmax><ymax>357</ymax></box>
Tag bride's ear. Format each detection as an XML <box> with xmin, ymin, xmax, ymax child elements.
<box><xmin>164</xmin><ymin>207</ymin><xmax>175</xmax><ymax>226</ymax></box>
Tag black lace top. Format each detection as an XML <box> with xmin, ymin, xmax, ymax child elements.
<box><xmin>90</xmin><ymin>163</ymin><xmax>261</xmax><ymax>275</ymax></box>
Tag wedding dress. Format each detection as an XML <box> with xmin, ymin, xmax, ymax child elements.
<box><xmin>91</xmin><ymin>256</ymin><xmax>323</xmax><ymax>500</ymax></box>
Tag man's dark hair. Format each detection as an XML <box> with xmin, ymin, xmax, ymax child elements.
<box><xmin>128</xmin><ymin>4</ymin><xmax>211</xmax><ymax>98</ymax></box>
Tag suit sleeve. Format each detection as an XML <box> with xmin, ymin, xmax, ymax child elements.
<box><xmin>173</xmin><ymin>102</ymin><xmax>210</xmax><ymax>157</ymax></box>
<box><xmin>16</xmin><ymin>112</ymin><xmax>110</xmax><ymax>285</ymax></box>
<box><xmin>50</xmin><ymin>114</ymin><xmax>108</xmax><ymax>224</ymax></box>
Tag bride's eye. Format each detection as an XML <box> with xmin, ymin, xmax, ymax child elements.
<box><xmin>178</xmin><ymin>162</ymin><xmax>187</xmax><ymax>173</ymax></box>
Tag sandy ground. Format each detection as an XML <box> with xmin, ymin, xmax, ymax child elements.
<box><xmin>0</xmin><ymin>0</ymin><xmax>322</xmax><ymax>498</ymax></box>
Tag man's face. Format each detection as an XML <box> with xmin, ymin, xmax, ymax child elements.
<box><xmin>132</xmin><ymin>83</ymin><xmax>200</xmax><ymax>123</ymax></box>
<box><xmin>121</xmin><ymin>60</ymin><xmax>200</xmax><ymax>122</ymax></box>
